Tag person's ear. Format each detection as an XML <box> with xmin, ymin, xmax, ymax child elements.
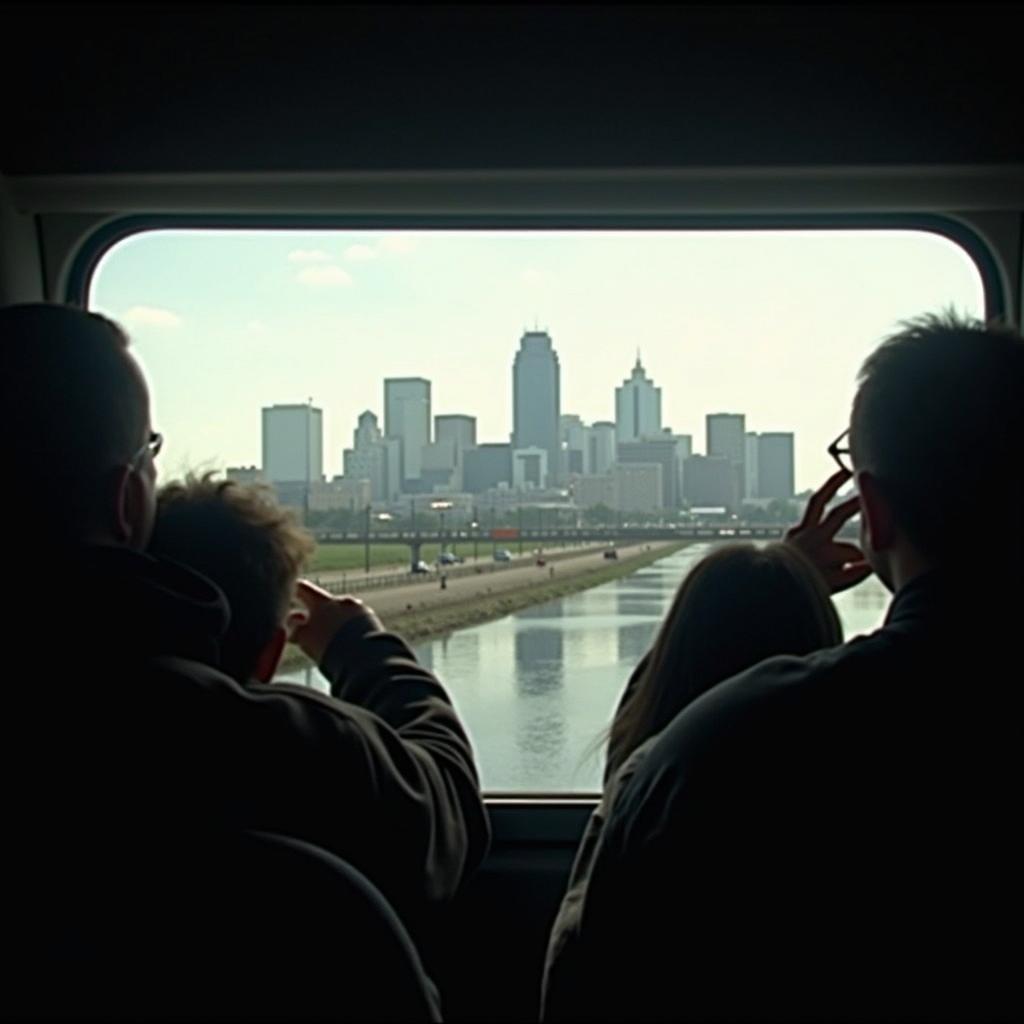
<box><xmin>253</xmin><ymin>626</ymin><xmax>287</xmax><ymax>684</ymax></box>
<box><xmin>111</xmin><ymin>466</ymin><xmax>135</xmax><ymax>544</ymax></box>
<box><xmin>855</xmin><ymin>471</ymin><xmax>896</xmax><ymax>553</ymax></box>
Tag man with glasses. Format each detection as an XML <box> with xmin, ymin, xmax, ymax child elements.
<box><xmin>543</xmin><ymin>311</ymin><xmax>1023</xmax><ymax>1022</ymax></box>
<box><xmin>2</xmin><ymin>304</ymin><xmax>486</xmax><ymax>1019</ymax></box>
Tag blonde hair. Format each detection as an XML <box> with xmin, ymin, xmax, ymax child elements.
<box><xmin>150</xmin><ymin>472</ymin><xmax>315</xmax><ymax>681</ymax></box>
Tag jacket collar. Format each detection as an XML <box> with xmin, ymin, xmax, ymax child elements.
<box><xmin>36</xmin><ymin>543</ymin><xmax>231</xmax><ymax>669</ymax></box>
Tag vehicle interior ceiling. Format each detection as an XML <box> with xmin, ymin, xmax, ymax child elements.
<box><xmin>2</xmin><ymin>5</ymin><xmax>1022</xmax><ymax>1019</ymax></box>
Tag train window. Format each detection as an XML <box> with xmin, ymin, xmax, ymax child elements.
<box><xmin>88</xmin><ymin>227</ymin><xmax>984</xmax><ymax>794</ymax></box>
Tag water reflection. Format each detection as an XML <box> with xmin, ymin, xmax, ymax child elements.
<box><xmin>276</xmin><ymin>544</ymin><xmax>892</xmax><ymax>793</ymax></box>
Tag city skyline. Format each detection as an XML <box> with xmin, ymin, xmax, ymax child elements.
<box><xmin>89</xmin><ymin>228</ymin><xmax>984</xmax><ymax>492</ymax></box>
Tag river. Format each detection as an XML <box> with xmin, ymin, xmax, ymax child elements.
<box><xmin>280</xmin><ymin>544</ymin><xmax>891</xmax><ymax>793</ymax></box>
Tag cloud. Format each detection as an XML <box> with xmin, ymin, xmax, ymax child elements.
<box><xmin>245</xmin><ymin>320</ymin><xmax>268</xmax><ymax>333</ymax></box>
<box><xmin>121</xmin><ymin>305</ymin><xmax>182</xmax><ymax>329</ymax></box>
<box><xmin>344</xmin><ymin>244</ymin><xmax>378</xmax><ymax>262</ymax></box>
<box><xmin>287</xmin><ymin>249</ymin><xmax>332</xmax><ymax>263</ymax></box>
<box><xmin>296</xmin><ymin>265</ymin><xmax>354</xmax><ymax>287</ymax></box>
<box><xmin>377</xmin><ymin>234</ymin><xmax>417</xmax><ymax>255</ymax></box>
<box><xmin>521</xmin><ymin>269</ymin><xmax>544</xmax><ymax>286</ymax></box>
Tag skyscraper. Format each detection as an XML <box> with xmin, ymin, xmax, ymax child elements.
<box><xmin>745</xmin><ymin>431</ymin><xmax>760</xmax><ymax>499</ymax></box>
<box><xmin>342</xmin><ymin>410</ymin><xmax>392</xmax><ymax>501</ymax></box>
<box><xmin>707</xmin><ymin>412</ymin><xmax>747</xmax><ymax>500</ymax></box>
<box><xmin>512</xmin><ymin>329</ymin><xmax>561</xmax><ymax>485</ymax></box>
<box><xmin>615</xmin><ymin>353</ymin><xmax>662</xmax><ymax>443</ymax></box>
<box><xmin>384</xmin><ymin>377</ymin><xmax>431</xmax><ymax>489</ymax></box>
<box><xmin>434</xmin><ymin>414</ymin><xmax>477</xmax><ymax>455</ymax></box>
<box><xmin>261</xmin><ymin>403</ymin><xmax>323</xmax><ymax>485</ymax></box>
<box><xmin>757</xmin><ymin>432</ymin><xmax>795</xmax><ymax>499</ymax></box>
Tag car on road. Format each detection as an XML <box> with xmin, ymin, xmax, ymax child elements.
<box><xmin>438</xmin><ymin>551</ymin><xmax>464</xmax><ymax>565</ymax></box>
<box><xmin>603</xmin><ymin>548</ymin><xmax>619</xmax><ymax>560</ymax></box>
<box><xmin>411</xmin><ymin>560</ymin><xmax>432</xmax><ymax>574</ymax></box>
<box><xmin>494</xmin><ymin>549</ymin><xmax>513</xmax><ymax>562</ymax></box>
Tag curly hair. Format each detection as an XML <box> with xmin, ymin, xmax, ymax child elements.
<box><xmin>150</xmin><ymin>472</ymin><xmax>315</xmax><ymax>681</ymax></box>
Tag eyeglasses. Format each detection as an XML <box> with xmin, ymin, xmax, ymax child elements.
<box><xmin>131</xmin><ymin>431</ymin><xmax>163</xmax><ymax>467</ymax></box>
<box><xmin>827</xmin><ymin>428</ymin><xmax>852</xmax><ymax>474</ymax></box>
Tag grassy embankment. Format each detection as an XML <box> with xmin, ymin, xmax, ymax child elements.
<box><xmin>280</xmin><ymin>541</ymin><xmax>688</xmax><ymax>671</ymax></box>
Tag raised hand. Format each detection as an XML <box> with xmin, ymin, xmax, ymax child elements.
<box><xmin>784</xmin><ymin>469</ymin><xmax>873</xmax><ymax>594</ymax></box>
<box><xmin>290</xmin><ymin>580</ymin><xmax>384</xmax><ymax>664</ymax></box>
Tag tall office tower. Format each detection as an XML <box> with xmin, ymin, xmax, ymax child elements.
<box><xmin>512</xmin><ymin>329</ymin><xmax>561</xmax><ymax>485</ymax></box>
<box><xmin>757</xmin><ymin>432</ymin><xmax>795</xmax><ymax>499</ymax></box>
<box><xmin>669</xmin><ymin>431</ymin><xmax>693</xmax><ymax>499</ymax></box>
<box><xmin>561</xmin><ymin>414</ymin><xmax>587</xmax><ymax>475</ymax></box>
<box><xmin>463</xmin><ymin>443</ymin><xmax>513</xmax><ymax>493</ymax></box>
<box><xmin>342</xmin><ymin>409</ymin><xmax>394</xmax><ymax>501</ymax></box>
<box><xmin>617</xmin><ymin>438</ymin><xmax>683</xmax><ymax>509</ymax></box>
<box><xmin>434</xmin><ymin>414</ymin><xmax>477</xmax><ymax>455</ymax></box>
<box><xmin>262</xmin><ymin>403</ymin><xmax>323</xmax><ymax>485</ymax></box>
<box><xmin>615</xmin><ymin>353</ymin><xmax>662</xmax><ymax>443</ymax></box>
<box><xmin>384</xmin><ymin>377</ymin><xmax>431</xmax><ymax>489</ymax></box>
<box><xmin>707</xmin><ymin>412</ymin><xmax>747</xmax><ymax>500</ymax></box>
<box><xmin>745</xmin><ymin>431</ymin><xmax>760</xmax><ymax>499</ymax></box>
<box><xmin>682</xmin><ymin>454</ymin><xmax>739</xmax><ymax>513</ymax></box>
<box><xmin>353</xmin><ymin>409</ymin><xmax>382</xmax><ymax>449</ymax></box>
<box><xmin>588</xmin><ymin>421</ymin><xmax>617</xmax><ymax>475</ymax></box>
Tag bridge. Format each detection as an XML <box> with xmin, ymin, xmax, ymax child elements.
<box><xmin>315</xmin><ymin>525</ymin><xmax>798</xmax><ymax>547</ymax></box>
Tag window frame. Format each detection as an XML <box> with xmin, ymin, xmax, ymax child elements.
<box><xmin>70</xmin><ymin>213</ymin><xmax>1003</xmax><ymax>805</ymax></box>
<box><xmin>68</xmin><ymin>212</ymin><xmax>1005</xmax><ymax>320</ymax></box>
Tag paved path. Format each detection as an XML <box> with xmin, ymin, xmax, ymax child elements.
<box><xmin>351</xmin><ymin>542</ymin><xmax>677</xmax><ymax>621</ymax></box>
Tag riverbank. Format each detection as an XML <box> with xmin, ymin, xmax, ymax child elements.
<box><xmin>280</xmin><ymin>540</ymin><xmax>686</xmax><ymax>671</ymax></box>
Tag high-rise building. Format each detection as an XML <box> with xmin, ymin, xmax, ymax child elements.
<box><xmin>463</xmin><ymin>443</ymin><xmax>513</xmax><ymax>494</ymax></box>
<box><xmin>434</xmin><ymin>414</ymin><xmax>477</xmax><ymax>455</ymax></box>
<box><xmin>342</xmin><ymin>409</ymin><xmax>393</xmax><ymax>502</ymax></box>
<box><xmin>261</xmin><ymin>403</ymin><xmax>323</xmax><ymax>486</ymax></box>
<box><xmin>512</xmin><ymin>330</ymin><xmax>561</xmax><ymax>485</ymax></box>
<box><xmin>353</xmin><ymin>410</ymin><xmax>382</xmax><ymax>449</ymax></box>
<box><xmin>745</xmin><ymin>432</ymin><xmax>760</xmax><ymax>499</ymax></box>
<box><xmin>588</xmin><ymin>421</ymin><xmax>617</xmax><ymax>475</ymax></box>
<box><xmin>512</xmin><ymin>447</ymin><xmax>549</xmax><ymax>489</ymax></box>
<box><xmin>561</xmin><ymin>414</ymin><xmax>587</xmax><ymax>475</ymax></box>
<box><xmin>707</xmin><ymin>412</ymin><xmax>747</xmax><ymax>500</ymax></box>
<box><xmin>683</xmin><ymin>454</ymin><xmax>739</xmax><ymax>512</ymax></box>
<box><xmin>384</xmin><ymin>377</ymin><xmax>431</xmax><ymax>488</ymax></box>
<box><xmin>615</xmin><ymin>354</ymin><xmax>662</xmax><ymax>443</ymax></box>
<box><xmin>614</xmin><ymin>463</ymin><xmax>663</xmax><ymax>514</ymax></box>
<box><xmin>421</xmin><ymin>440</ymin><xmax>459</xmax><ymax>492</ymax></box>
<box><xmin>617</xmin><ymin>437</ymin><xmax>683</xmax><ymax>508</ymax></box>
<box><xmin>757</xmin><ymin>432</ymin><xmax>795</xmax><ymax>499</ymax></box>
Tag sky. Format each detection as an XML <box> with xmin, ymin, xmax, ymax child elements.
<box><xmin>89</xmin><ymin>228</ymin><xmax>984</xmax><ymax>493</ymax></box>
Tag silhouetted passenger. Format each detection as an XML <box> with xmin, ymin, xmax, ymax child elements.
<box><xmin>1</xmin><ymin>304</ymin><xmax>488</xmax><ymax>1019</ymax></box>
<box><xmin>542</xmin><ymin>311</ymin><xmax>1024</xmax><ymax>1022</ymax></box>
<box><xmin>546</xmin><ymin>544</ymin><xmax>842</xmax><ymax>1001</ymax></box>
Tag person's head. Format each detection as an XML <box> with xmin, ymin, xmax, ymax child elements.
<box><xmin>149</xmin><ymin>473</ymin><xmax>315</xmax><ymax>683</ymax></box>
<box><xmin>847</xmin><ymin>310</ymin><xmax>1024</xmax><ymax>591</ymax></box>
<box><xmin>0</xmin><ymin>303</ymin><xmax>159</xmax><ymax>549</ymax></box>
<box><xmin>606</xmin><ymin>543</ymin><xmax>842</xmax><ymax>778</ymax></box>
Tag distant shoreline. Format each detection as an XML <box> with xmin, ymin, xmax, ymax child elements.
<box><xmin>279</xmin><ymin>540</ymin><xmax>686</xmax><ymax>671</ymax></box>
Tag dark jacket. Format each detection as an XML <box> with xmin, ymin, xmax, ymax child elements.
<box><xmin>543</xmin><ymin>572</ymin><xmax>1021</xmax><ymax>1022</ymax></box>
<box><xmin>9</xmin><ymin>544</ymin><xmax>489</xmax><ymax>925</ymax></box>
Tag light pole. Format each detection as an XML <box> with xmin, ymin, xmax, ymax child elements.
<box><xmin>518</xmin><ymin>505</ymin><xmax>523</xmax><ymax>556</ymax></box>
<box><xmin>430</xmin><ymin>500</ymin><xmax>453</xmax><ymax>559</ymax></box>
<box><xmin>364</xmin><ymin>504</ymin><xmax>372</xmax><ymax>574</ymax></box>
<box><xmin>472</xmin><ymin>505</ymin><xmax>479</xmax><ymax>562</ymax></box>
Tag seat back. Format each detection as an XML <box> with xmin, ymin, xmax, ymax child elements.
<box><xmin>8</xmin><ymin>829</ymin><xmax>440</xmax><ymax>1022</ymax></box>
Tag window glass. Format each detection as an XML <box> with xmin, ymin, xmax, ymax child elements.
<box><xmin>89</xmin><ymin>228</ymin><xmax>984</xmax><ymax>793</ymax></box>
